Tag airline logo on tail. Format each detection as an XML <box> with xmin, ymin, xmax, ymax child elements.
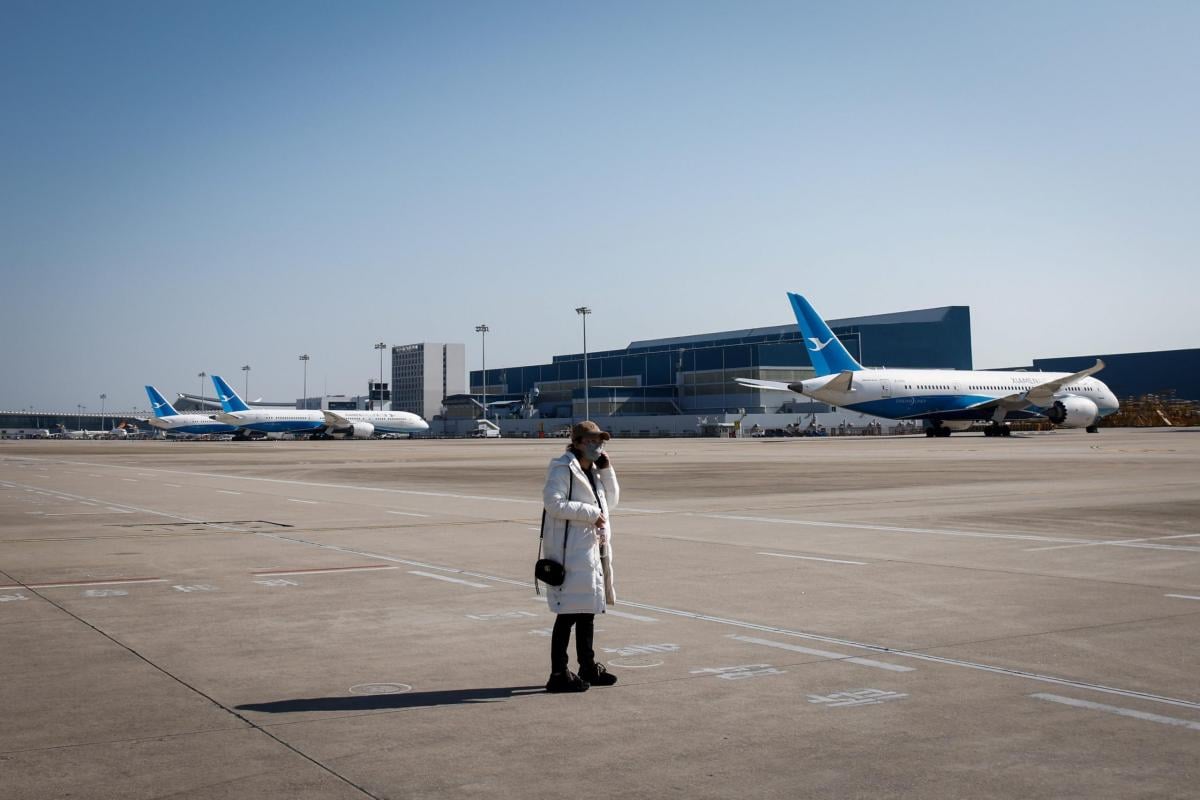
<box><xmin>210</xmin><ymin>375</ymin><xmax>251</xmax><ymax>413</ymax></box>
<box><xmin>144</xmin><ymin>386</ymin><xmax>179</xmax><ymax>417</ymax></box>
<box><xmin>788</xmin><ymin>292</ymin><xmax>864</xmax><ymax>376</ymax></box>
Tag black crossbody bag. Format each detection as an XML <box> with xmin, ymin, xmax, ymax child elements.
<box><xmin>534</xmin><ymin>466</ymin><xmax>572</xmax><ymax>593</ymax></box>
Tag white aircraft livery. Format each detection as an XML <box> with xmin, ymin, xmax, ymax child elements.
<box><xmin>736</xmin><ymin>293</ymin><xmax>1120</xmax><ymax>437</ymax></box>
<box><xmin>144</xmin><ymin>386</ymin><xmax>239</xmax><ymax>436</ymax></box>
<box><xmin>211</xmin><ymin>375</ymin><xmax>429</xmax><ymax>438</ymax></box>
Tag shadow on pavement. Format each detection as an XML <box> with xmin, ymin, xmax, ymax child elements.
<box><xmin>236</xmin><ymin>685</ymin><xmax>545</xmax><ymax>713</ymax></box>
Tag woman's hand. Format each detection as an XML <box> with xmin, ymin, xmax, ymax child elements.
<box><xmin>595</xmin><ymin>521</ymin><xmax>609</xmax><ymax>545</ymax></box>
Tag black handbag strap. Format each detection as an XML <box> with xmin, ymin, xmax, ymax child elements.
<box><xmin>535</xmin><ymin>462</ymin><xmax>573</xmax><ymax>594</ymax></box>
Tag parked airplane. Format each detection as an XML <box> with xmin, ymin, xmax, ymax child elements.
<box><xmin>211</xmin><ymin>375</ymin><xmax>429</xmax><ymax>438</ymax></box>
<box><xmin>55</xmin><ymin>423</ymin><xmax>133</xmax><ymax>440</ymax></box>
<box><xmin>144</xmin><ymin>386</ymin><xmax>239</xmax><ymax>437</ymax></box>
<box><xmin>735</xmin><ymin>293</ymin><xmax>1120</xmax><ymax>437</ymax></box>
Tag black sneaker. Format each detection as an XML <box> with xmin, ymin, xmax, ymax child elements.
<box><xmin>545</xmin><ymin>670</ymin><xmax>590</xmax><ymax>693</ymax></box>
<box><xmin>579</xmin><ymin>662</ymin><xmax>617</xmax><ymax>686</ymax></box>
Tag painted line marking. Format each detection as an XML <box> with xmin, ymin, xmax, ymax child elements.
<box><xmin>408</xmin><ymin>570</ymin><xmax>490</xmax><ymax>589</ymax></box>
<box><xmin>252</xmin><ymin>565</ymin><xmax>399</xmax><ymax>577</ymax></box>
<box><xmin>759</xmin><ymin>552</ymin><xmax>869</xmax><ymax>565</ymax></box>
<box><xmin>163</xmin><ymin>483</ymin><xmax>183</xmax><ymax>488</ymax></box>
<box><xmin>105</xmin><ymin>507</ymin><xmax>133</xmax><ymax>513</ymax></box>
<box><xmin>216</xmin><ymin>490</ymin><xmax>242</xmax><ymax>496</ymax></box>
<box><xmin>286</xmin><ymin>498</ymin><xmax>319</xmax><ymax>504</ymax></box>
<box><xmin>42</xmin><ymin>511</ymin><xmax>136</xmax><ymax>516</ymax></box>
<box><xmin>1031</xmin><ymin>693</ymin><xmax>1200</xmax><ymax>732</ymax></box>
<box><xmin>699</xmin><ymin>513</ymin><xmax>1200</xmax><ymax>553</ymax></box>
<box><xmin>29</xmin><ymin>457</ymin><xmax>1200</xmax><ymax>553</ymax></box>
<box><xmin>605</xmin><ymin>609</ymin><xmax>661</xmax><ymax>623</ymax></box>
<box><xmin>4</xmin><ymin>470</ymin><xmax>1194</xmax><ymax>713</ymax></box>
<box><xmin>1165</xmin><ymin>594</ymin><xmax>1200</xmax><ymax>601</ymax></box>
<box><xmin>730</xmin><ymin>634</ymin><xmax>914</xmax><ymax>672</ymax></box>
<box><xmin>612</xmin><ymin>599</ymin><xmax>1200</xmax><ymax>712</ymax></box>
<box><xmin>1026</xmin><ymin>533</ymin><xmax>1200</xmax><ymax>552</ymax></box>
<box><xmin>0</xmin><ymin>578</ymin><xmax>168</xmax><ymax>590</ymax></box>
<box><xmin>121</xmin><ymin>478</ymin><xmax>139</xmax><ymax>483</ymax></box>
<box><xmin>385</xmin><ymin>510</ymin><xmax>430</xmax><ymax>518</ymax></box>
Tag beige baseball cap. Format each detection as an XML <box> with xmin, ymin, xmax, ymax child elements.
<box><xmin>570</xmin><ymin>420</ymin><xmax>611</xmax><ymax>442</ymax></box>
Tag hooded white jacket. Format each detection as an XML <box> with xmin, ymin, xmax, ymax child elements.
<box><xmin>540</xmin><ymin>451</ymin><xmax>619</xmax><ymax>615</ymax></box>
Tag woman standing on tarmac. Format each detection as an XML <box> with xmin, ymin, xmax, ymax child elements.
<box><xmin>540</xmin><ymin>420</ymin><xmax>620</xmax><ymax>693</ymax></box>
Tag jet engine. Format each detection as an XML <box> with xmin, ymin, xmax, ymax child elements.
<box><xmin>1045</xmin><ymin>396</ymin><xmax>1099</xmax><ymax>428</ymax></box>
<box><xmin>345</xmin><ymin>422</ymin><xmax>375</xmax><ymax>439</ymax></box>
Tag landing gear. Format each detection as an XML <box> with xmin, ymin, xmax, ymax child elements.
<box><xmin>925</xmin><ymin>422</ymin><xmax>953</xmax><ymax>438</ymax></box>
<box><xmin>1086</xmin><ymin>425</ymin><xmax>1099</xmax><ymax>433</ymax></box>
<box><xmin>983</xmin><ymin>423</ymin><xmax>1012</xmax><ymax>437</ymax></box>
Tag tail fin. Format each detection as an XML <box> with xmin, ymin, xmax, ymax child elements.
<box><xmin>787</xmin><ymin>293</ymin><xmax>864</xmax><ymax>376</ymax></box>
<box><xmin>144</xmin><ymin>386</ymin><xmax>179</xmax><ymax>417</ymax></box>
<box><xmin>211</xmin><ymin>375</ymin><xmax>250</xmax><ymax>413</ymax></box>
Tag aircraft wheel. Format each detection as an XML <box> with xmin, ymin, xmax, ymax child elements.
<box><xmin>1086</xmin><ymin>425</ymin><xmax>1099</xmax><ymax>433</ymax></box>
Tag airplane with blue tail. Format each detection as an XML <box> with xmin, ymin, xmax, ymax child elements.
<box><xmin>143</xmin><ymin>386</ymin><xmax>239</xmax><ymax>437</ymax></box>
<box><xmin>211</xmin><ymin>375</ymin><xmax>429</xmax><ymax>439</ymax></box>
<box><xmin>735</xmin><ymin>293</ymin><xmax>1120</xmax><ymax>437</ymax></box>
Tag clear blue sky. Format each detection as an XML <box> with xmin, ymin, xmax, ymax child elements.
<box><xmin>2</xmin><ymin>1</ymin><xmax>1197</xmax><ymax>411</ymax></box>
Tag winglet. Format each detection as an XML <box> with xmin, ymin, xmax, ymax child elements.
<box><xmin>144</xmin><ymin>386</ymin><xmax>179</xmax><ymax>417</ymax></box>
<box><xmin>787</xmin><ymin>293</ymin><xmax>864</xmax><ymax>376</ymax></box>
<box><xmin>210</xmin><ymin>375</ymin><xmax>250</xmax><ymax>413</ymax></box>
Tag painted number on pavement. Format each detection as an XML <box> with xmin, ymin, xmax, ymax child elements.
<box><xmin>807</xmin><ymin>688</ymin><xmax>907</xmax><ymax>707</ymax></box>
<box><xmin>690</xmin><ymin>664</ymin><xmax>786</xmax><ymax>680</ymax></box>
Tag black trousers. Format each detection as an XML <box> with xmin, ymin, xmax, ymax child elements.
<box><xmin>551</xmin><ymin>613</ymin><xmax>595</xmax><ymax>673</ymax></box>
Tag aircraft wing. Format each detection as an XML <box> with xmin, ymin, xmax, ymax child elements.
<box><xmin>963</xmin><ymin>359</ymin><xmax>1106</xmax><ymax>412</ymax></box>
<box><xmin>734</xmin><ymin>378</ymin><xmax>793</xmax><ymax>392</ymax></box>
<box><xmin>322</xmin><ymin>410</ymin><xmax>353</xmax><ymax>427</ymax></box>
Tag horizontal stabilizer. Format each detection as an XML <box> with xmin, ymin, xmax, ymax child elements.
<box><xmin>823</xmin><ymin>370</ymin><xmax>855</xmax><ymax>392</ymax></box>
<box><xmin>734</xmin><ymin>378</ymin><xmax>793</xmax><ymax>393</ymax></box>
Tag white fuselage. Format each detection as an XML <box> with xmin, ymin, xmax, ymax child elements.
<box><xmin>216</xmin><ymin>408</ymin><xmax>428</xmax><ymax>435</ymax></box>
<box><xmin>798</xmin><ymin>367</ymin><xmax>1120</xmax><ymax>426</ymax></box>
<box><xmin>146</xmin><ymin>414</ymin><xmax>238</xmax><ymax>436</ymax></box>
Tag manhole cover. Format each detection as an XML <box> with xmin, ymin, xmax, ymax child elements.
<box><xmin>349</xmin><ymin>683</ymin><xmax>413</xmax><ymax>695</ymax></box>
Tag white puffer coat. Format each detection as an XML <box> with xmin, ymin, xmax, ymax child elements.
<box><xmin>540</xmin><ymin>451</ymin><xmax>619</xmax><ymax>615</ymax></box>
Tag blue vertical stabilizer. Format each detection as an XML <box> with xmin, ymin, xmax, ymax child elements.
<box><xmin>144</xmin><ymin>386</ymin><xmax>179</xmax><ymax>417</ymax></box>
<box><xmin>211</xmin><ymin>375</ymin><xmax>251</xmax><ymax>413</ymax></box>
<box><xmin>787</xmin><ymin>293</ymin><xmax>864</xmax><ymax>376</ymax></box>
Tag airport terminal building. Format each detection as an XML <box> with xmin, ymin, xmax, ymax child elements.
<box><xmin>452</xmin><ymin>306</ymin><xmax>972</xmax><ymax>433</ymax></box>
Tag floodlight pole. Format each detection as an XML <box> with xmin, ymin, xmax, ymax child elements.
<box><xmin>242</xmin><ymin>365</ymin><xmax>251</xmax><ymax>399</ymax></box>
<box><xmin>198</xmin><ymin>372</ymin><xmax>206</xmax><ymax>408</ymax></box>
<box><xmin>299</xmin><ymin>355</ymin><xmax>310</xmax><ymax>409</ymax></box>
<box><xmin>475</xmin><ymin>325</ymin><xmax>489</xmax><ymax>423</ymax></box>
<box><xmin>575</xmin><ymin>307</ymin><xmax>591</xmax><ymax>420</ymax></box>
<box><xmin>374</xmin><ymin>342</ymin><xmax>387</xmax><ymax>410</ymax></box>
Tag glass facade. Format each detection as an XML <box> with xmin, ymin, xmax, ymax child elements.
<box><xmin>471</xmin><ymin>306</ymin><xmax>974</xmax><ymax>417</ymax></box>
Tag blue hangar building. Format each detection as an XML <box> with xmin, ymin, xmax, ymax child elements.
<box><xmin>467</xmin><ymin>306</ymin><xmax>972</xmax><ymax>419</ymax></box>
